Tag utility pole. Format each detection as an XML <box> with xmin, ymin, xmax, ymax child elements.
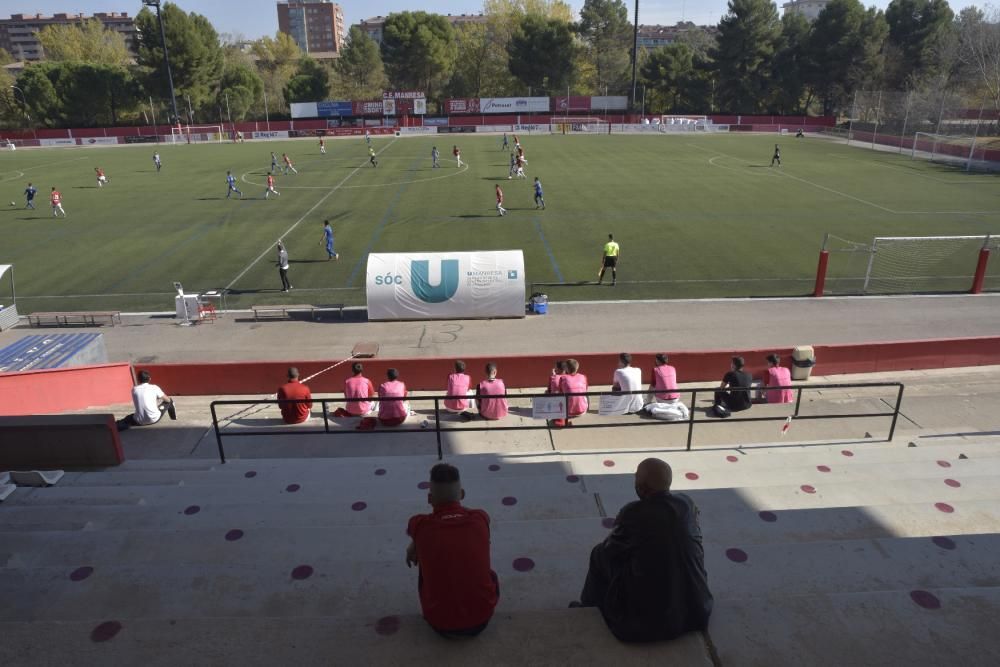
<box><xmin>630</xmin><ymin>0</ymin><xmax>640</xmax><ymax>112</ymax></box>
<box><xmin>144</xmin><ymin>0</ymin><xmax>180</xmax><ymax>126</ymax></box>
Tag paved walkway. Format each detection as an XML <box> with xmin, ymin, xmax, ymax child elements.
<box><xmin>5</xmin><ymin>294</ymin><xmax>998</xmax><ymax>364</ymax></box>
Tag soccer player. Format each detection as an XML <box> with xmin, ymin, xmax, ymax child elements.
<box><xmin>515</xmin><ymin>155</ymin><xmax>526</xmax><ymax>179</ymax></box>
<box><xmin>771</xmin><ymin>144</ymin><xmax>781</xmax><ymax>167</ymax></box>
<box><xmin>95</xmin><ymin>167</ymin><xmax>108</xmax><ymax>187</ymax></box>
<box><xmin>24</xmin><ymin>182</ymin><xmax>36</xmax><ymax>209</ymax></box>
<box><xmin>453</xmin><ymin>145</ymin><xmax>463</xmax><ymax>168</ymax></box>
<box><xmin>369</xmin><ymin>146</ymin><xmax>378</xmax><ymax>168</ymax></box>
<box><xmin>282</xmin><ymin>153</ymin><xmax>298</xmax><ymax>175</ymax></box>
<box><xmin>319</xmin><ymin>137</ymin><xmax>327</xmax><ymax>155</ymax></box>
<box><xmin>508</xmin><ymin>153</ymin><xmax>516</xmax><ymax>179</ymax></box>
<box><xmin>512</xmin><ymin>134</ymin><xmax>520</xmax><ymax>150</ymax></box>
<box><xmin>495</xmin><ymin>184</ymin><xmax>506</xmax><ymax>217</ymax></box>
<box><xmin>225</xmin><ymin>170</ymin><xmax>243</xmax><ymax>199</ymax></box>
<box><xmin>431</xmin><ymin>146</ymin><xmax>440</xmax><ymax>168</ymax></box>
<box><xmin>321</xmin><ymin>220</ymin><xmax>339</xmax><ymax>260</ymax></box>
<box><xmin>365</xmin><ymin>129</ymin><xmax>372</xmax><ymax>145</ymax></box>
<box><xmin>50</xmin><ymin>187</ymin><xmax>66</xmax><ymax>217</ymax></box>
<box><xmin>270</xmin><ymin>151</ymin><xmax>279</xmax><ymax>172</ymax></box>
<box><xmin>501</xmin><ymin>132</ymin><xmax>509</xmax><ymax>151</ymax></box>
<box><xmin>264</xmin><ymin>172</ymin><xmax>280</xmax><ymax>199</ymax></box>
<box><xmin>534</xmin><ymin>177</ymin><xmax>545</xmax><ymax>210</ymax></box>
<box><xmin>153</xmin><ymin>152</ymin><xmax>162</xmax><ymax>173</ymax></box>
<box><xmin>516</xmin><ymin>145</ymin><xmax>527</xmax><ymax>164</ymax></box>
<box><xmin>598</xmin><ymin>234</ymin><xmax>620</xmax><ymax>286</ymax></box>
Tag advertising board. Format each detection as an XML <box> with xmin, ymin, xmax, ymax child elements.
<box><xmin>480</xmin><ymin>97</ymin><xmax>550</xmax><ymax>114</ymax></box>
<box><xmin>445</xmin><ymin>98</ymin><xmax>480</xmax><ymax>114</ymax></box>
<box><xmin>353</xmin><ymin>100</ymin><xmax>384</xmax><ymax>115</ymax></box>
<box><xmin>317</xmin><ymin>101</ymin><xmax>353</xmax><ymax>117</ymax></box>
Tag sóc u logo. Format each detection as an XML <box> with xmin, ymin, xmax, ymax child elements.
<box><xmin>411</xmin><ymin>260</ymin><xmax>459</xmax><ymax>303</ymax></box>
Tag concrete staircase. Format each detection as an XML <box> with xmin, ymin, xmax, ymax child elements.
<box><xmin>2</xmin><ymin>434</ymin><xmax>999</xmax><ymax>666</ymax></box>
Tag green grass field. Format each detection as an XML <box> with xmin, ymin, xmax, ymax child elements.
<box><xmin>2</xmin><ymin>132</ymin><xmax>997</xmax><ymax>314</ymax></box>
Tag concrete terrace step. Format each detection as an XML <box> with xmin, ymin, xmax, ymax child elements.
<box><xmin>709</xmin><ymin>586</ymin><xmax>1000</xmax><ymax>667</ymax></box>
<box><xmin>0</xmin><ymin>610</ymin><xmax>712</xmax><ymax>667</ymax></box>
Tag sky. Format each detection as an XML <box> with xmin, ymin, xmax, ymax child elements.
<box><xmin>4</xmin><ymin>1</ymin><xmax>989</xmax><ymax>41</ymax></box>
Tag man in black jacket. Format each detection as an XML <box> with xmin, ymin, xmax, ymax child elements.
<box><xmin>575</xmin><ymin>458</ymin><xmax>713</xmax><ymax>642</ymax></box>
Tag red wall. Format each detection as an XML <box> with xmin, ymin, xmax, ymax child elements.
<box><xmin>0</xmin><ymin>363</ymin><xmax>134</xmax><ymax>416</ymax></box>
<box><xmin>137</xmin><ymin>336</ymin><xmax>1000</xmax><ymax>397</ymax></box>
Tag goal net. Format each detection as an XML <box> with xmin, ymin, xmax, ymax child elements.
<box><xmin>658</xmin><ymin>115</ymin><xmax>710</xmax><ymax>132</ymax></box>
<box><xmin>551</xmin><ymin>117</ymin><xmax>610</xmax><ymax>134</ymax></box>
<box><xmin>171</xmin><ymin>125</ymin><xmax>225</xmax><ymax>144</ymax></box>
<box><xmin>864</xmin><ymin>235</ymin><xmax>996</xmax><ymax>294</ymax></box>
<box><xmin>911</xmin><ymin>132</ymin><xmax>991</xmax><ymax>170</ymax></box>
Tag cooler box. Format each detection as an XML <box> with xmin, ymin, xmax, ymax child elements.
<box><xmin>791</xmin><ymin>345</ymin><xmax>816</xmax><ymax>381</ymax></box>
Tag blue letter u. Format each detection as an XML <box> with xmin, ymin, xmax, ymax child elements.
<box><xmin>411</xmin><ymin>260</ymin><xmax>459</xmax><ymax>303</ymax></box>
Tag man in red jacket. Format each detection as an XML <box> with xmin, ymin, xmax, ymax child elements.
<box><xmin>277</xmin><ymin>367</ymin><xmax>312</xmax><ymax>424</ymax></box>
<box><xmin>406</xmin><ymin>463</ymin><xmax>499</xmax><ymax>638</ymax></box>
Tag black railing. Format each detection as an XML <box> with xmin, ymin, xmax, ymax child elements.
<box><xmin>208</xmin><ymin>382</ymin><xmax>905</xmax><ymax>464</ymax></box>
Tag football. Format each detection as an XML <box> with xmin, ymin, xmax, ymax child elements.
<box><xmin>9</xmin><ymin>201</ymin><xmax>14</xmax><ymax>206</ymax></box>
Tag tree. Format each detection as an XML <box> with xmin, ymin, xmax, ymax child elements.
<box><xmin>0</xmin><ymin>48</ymin><xmax>15</xmax><ymax>66</ymax></box>
<box><xmin>219</xmin><ymin>62</ymin><xmax>264</xmax><ymax>122</ymax></box>
<box><xmin>381</xmin><ymin>12</ymin><xmax>457</xmax><ymax>96</ymax></box>
<box><xmin>577</xmin><ymin>0</ymin><xmax>632</xmax><ymax>93</ymax></box>
<box><xmin>711</xmin><ymin>0</ymin><xmax>781</xmax><ymax>113</ymax></box>
<box><xmin>770</xmin><ymin>12</ymin><xmax>812</xmax><ymax>114</ymax></box>
<box><xmin>14</xmin><ymin>65</ymin><xmax>62</xmax><ymax>127</ymax></box>
<box><xmin>885</xmin><ymin>0</ymin><xmax>955</xmax><ymax>88</ymax></box>
<box><xmin>135</xmin><ymin>3</ymin><xmax>223</xmax><ymax>120</ymax></box>
<box><xmin>447</xmin><ymin>22</ymin><xmax>500</xmax><ymax>97</ymax></box>
<box><xmin>639</xmin><ymin>43</ymin><xmax>714</xmax><ymax>112</ymax></box>
<box><xmin>251</xmin><ymin>33</ymin><xmax>302</xmax><ymax>117</ymax></box>
<box><xmin>508</xmin><ymin>14</ymin><xmax>579</xmax><ymax>93</ymax></box>
<box><xmin>479</xmin><ymin>0</ymin><xmax>574</xmax><ymax>95</ymax></box>
<box><xmin>334</xmin><ymin>26</ymin><xmax>386</xmax><ymax>99</ymax></box>
<box><xmin>957</xmin><ymin>6</ymin><xmax>1000</xmax><ymax>110</ymax></box>
<box><xmin>36</xmin><ymin>18</ymin><xmax>131</xmax><ymax>67</ymax></box>
<box><xmin>284</xmin><ymin>57</ymin><xmax>330</xmax><ymax>103</ymax></box>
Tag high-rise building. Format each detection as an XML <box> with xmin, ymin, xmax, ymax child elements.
<box><xmin>355</xmin><ymin>14</ymin><xmax>488</xmax><ymax>46</ymax></box>
<box><xmin>782</xmin><ymin>0</ymin><xmax>831</xmax><ymax>22</ymax></box>
<box><xmin>0</xmin><ymin>12</ymin><xmax>136</xmax><ymax>62</ymax></box>
<box><xmin>277</xmin><ymin>0</ymin><xmax>345</xmax><ymax>55</ymax></box>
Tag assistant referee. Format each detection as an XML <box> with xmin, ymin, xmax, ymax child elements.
<box><xmin>598</xmin><ymin>234</ymin><xmax>620</xmax><ymax>286</ymax></box>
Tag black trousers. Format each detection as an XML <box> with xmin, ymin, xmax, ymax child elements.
<box><xmin>580</xmin><ymin>542</ymin><xmax>611</xmax><ymax>607</ymax></box>
<box><xmin>279</xmin><ymin>267</ymin><xmax>291</xmax><ymax>290</ymax></box>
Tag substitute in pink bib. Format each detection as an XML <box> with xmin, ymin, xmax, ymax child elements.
<box><xmin>476</xmin><ymin>362</ymin><xmax>509</xmax><ymax>420</ymax></box>
<box><xmin>445</xmin><ymin>360</ymin><xmax>472</xmax><ymax>411</ymax></box>
<box><xmin>764</xmin><ymin>354</ymin><xmax>794</xmax><ymax>404</ymax></box>
<box><xmin>651</xmin><ymin>353</ymin><xmax>681</xmax><ymax>401</ymax></box>
<box><xmin>378</xmin><ymin>368</ymin><xmax>409</xmax><ymax>426</ymax></box>
<box><xmin>559</xmin><ymin>359</ymin><xmax>589</xmax><ymax>417</ymax></box>
<box><xmin>345</xmin><ymin>362</ymin><xmax>376</xmax><ymax>415</ymax></box>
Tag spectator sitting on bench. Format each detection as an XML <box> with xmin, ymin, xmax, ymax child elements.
<box><xmin>406</xmin><ymin>463</ymin><xmax>499</xmax><ymax>638</ymax></box>
<box><xmin>572</xmin><ymin>458</ymin><xmax>713</xmax><ymax>642</ymax></box>
<box><xmin>476</xmin><ymin>362</ymin><xmax>509</xmax><ymax>420</ymax></box>
<box><xmin>603</xmin><ymin>352</ymin><xmax>644</xmax><ymax>415</ymax></box>
<box><xmin>644</xmin><ymin>353</ymin><xmax>689</xmax><ymax>421</ymax></box>
<box><xmin>547</xmin><ymin>359</ymin><xmax>568</xmax><ymax>394</ymax></box>
<box><xmin>343</xmin><ymin>362</ymin><xmax>376</xmax><ymax>416</ymax></box>
<box><xmin>444</xmin><ymin>360</ymin><xmax>473</xmax><ymax>413</ymax></box>
<box><xmin>763</xmin><ymin>353</ymin><xmax>794</xmax><ymax>404</ymax></box>
<box><xmin>117</xmin><ymin>370</ymin><xmax>176</xmax><ymax>430</ymax></box>
<box><xmin>378</xmin><ymin>367</ymin><xmax>410</xmax><ymax>426</ymax></box>
<box><xmin>713</xmin><ymin>356</ymin><xmax>752</xmax><ymax>416</ymax></box>
<box><xmin>277</xmin><ymin>367</ymin><xmax>312</xmax><ymax>424</ymax></box>
<box><xmin>555</xmin><ymin>358</ymin><xmax>589</xmax><ymax>427</ymax></box>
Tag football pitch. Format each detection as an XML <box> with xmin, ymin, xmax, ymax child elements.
<box><xmin>2</xmin><ymin>133</ymin><xmax>997</xmax><ymax>314</ymax></box>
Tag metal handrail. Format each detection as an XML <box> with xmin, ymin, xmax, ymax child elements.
<box><xmin>208</xmin><ymin>382</ymin><xmax>905</xmax><ymax>464</ymax></box>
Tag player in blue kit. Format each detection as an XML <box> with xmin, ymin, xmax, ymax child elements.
<box><xmin>321</xmin><ymin>220</ymin><xmax>339</xmax><ymax>260</ymax></box>
<box><xmin>24</xmin><ymin>182</ymin><xmax>37</xmax><ymax>209</ymax></box>
<box><xmin>533</xmin><ymin>177</ymin><xmax>545</xmax><ymax>210</ymax></box>
<box><xmin>226</xmin><ymin>170</ymin><xmax>243</xmax><ymax>199</ymax></box>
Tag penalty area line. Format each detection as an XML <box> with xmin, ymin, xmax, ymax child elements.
<box><xmin>225</xmin><ymin>137</ymin><xmax>399</xmax><ymax>291</ymax></box>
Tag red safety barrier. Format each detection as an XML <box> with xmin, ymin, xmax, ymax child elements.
<box><xmin>814</xmin><ymin>250</ymin><xmax>830</xmax><ymax>297</ymax></box>
<box><xmin>971</xmin><ymin>247</ymin><xmax>991</xmax><ymax>294</ymax></box>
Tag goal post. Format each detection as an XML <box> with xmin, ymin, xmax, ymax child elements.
<box><xmin>911</xmin><ymin>132</ymin><xmax>989</xmax><ymax>171</ymax></box>
<box><xmin>550</xmin><ymin>117</ymin><xmax>611</xmax><ymax>135</ymax></box>
<box><xmin>170</xmin><ymin>125</ymin><xmax>225</xmax><ymax>144</ymax></box>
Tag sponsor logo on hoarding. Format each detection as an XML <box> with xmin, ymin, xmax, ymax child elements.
<box><xmin>412</xmin><ymin>260</ymin><xmax>460</xmax><ymax>303</ymax></box>
<box><xmin>446</xmin><ymin>98</ymin><xmax>479</xmax><ymax>114</ymax></box>
<box><xmin>480</xmin><ymin>97</ymin><xmax>550</xmax><ymax>113</ymax></box>
<box><xmin>383</xmin><ymin>90</ymin><xmax>425</xmax><ymax>99</ymax></box>
<box><xmin>253</xmin><ymin>131</ymin><xmax>287</xmax><ymax>139</ymax></box>
<box><xmin>317</xmin><ymin>100</ymin><xmax>353</xmax><ymax>117</ymax></box>
<box><xmin>423</xmin><ymin>117</ymin><xmax>448</xmax><ymax>126</ymax></box>
<box><xmin>437</xmin><ymin>126</ymin><xmax>476</xmax><ymax>133</ymax></box>
<box><xmin>124</xmin><ymin>135</ymin><xmax>158</xmax><ymax>144</ymax></box>
<box><xmin>83</xmin><ymin>137</ymin><xmax>120</xmax><ymax>145</ymax></box>
<box><xmin>41</xmin><ymin>138</ymin><xmax>77</xmax><ymax>146</ymax></box>
<box><xmin>353</xmin><ymin>100</ymin><xmax>384</xmax><ymax>115</ymax></box>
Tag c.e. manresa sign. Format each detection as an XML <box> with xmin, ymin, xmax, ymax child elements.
<box><xmin>366</xmin><ymin>251</ymin><xmax>525</xmax><ymax>321</ymax></box>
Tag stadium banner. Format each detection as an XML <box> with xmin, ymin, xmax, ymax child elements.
<box><xmin>317</xmin><ymin>100</ymin><xmax>353</xmax><ymax>117</ymax></box>
<box><xmin>437</xmin><ymin>126</ymin><xmax>476</xmax><ymax>133</ymax></box>
<box><xmin>290</xmin><ymin>102</ymin><xmax>319</xmax><ymax>119</ymax></box>
<box><xmin>366</xmin><ymin>251</ymin><xmax>526</xmax><ymax>321</ymax></box>
<box><xmin>252</xmin><ymin>130</ymin><xmax>289</xmax><ymax>139</ymax></box>
<box><xmin>553</xmin><ymin>96</ymin><xmax>592</xmax><ymax>113</ymax></box>
<box><xmin>477</xmin><ymin>125</ymin><xmax>515</xmax><ymax>133</ymax></box>
<box><xmin>445</xmin><ymin>98</ymin><xmax>480</xmax><ymax>114</ymax></box>
<box><xmin>422</xmin><ymin>117</ymin><xmax>449</xmax><ymax>126</ymax></box>
<box><xmin>124</xmin><ymin>135</ymin><xmax>158</xmax><ymax>144</ymax></box>
<box><xmin>80</xmin><ymin>137</ymin><xmax>120</xmax><ymax>146</ymax></box>
<box><xmin>480</xmin><ymin>97</ymin><xmax>550</xmax><ymax>114</ymax></box>
<box><xmin>591</xmin><ymin>96</ymin><xmax>628</xmax><ymax>111</ymax></box>
<box><xmin>383</xmin><ymin>98</ymin><xmax>396</xmax><ymax>116</ymax></box>
<box><xmin>399</xmin><ymin>127</ymin><xmax>436</xmax><ymax>135</ymax></box>
<box><xmin>383</xmin><ymin>90</ymin><xmax>425</xmax><ymax>100</ymax></box>
<box><xmin>353</xmin><ymin>100</ymin><xmax>384</xmax><ymax>116</ymax></box>
<box><xmin>40</xmin><ymin>138</ymin><xmax>77</xmax><ymax>146</ymax></box>
<box><xmin>513</xmin><ymin>124</ymin><xmax>545</xmax><ymax>132</ymax></box>
<box><xmin>413</xmin><ymin>98</ymin><xmax>427</xmax><ymax>115</ymax></box>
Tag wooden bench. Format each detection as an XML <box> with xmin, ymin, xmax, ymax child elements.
<box><xmin>251</xmin><ymin>303</ymin><xmax>345</xmax><ymax>322</ymax></box>
<box><xmin>28</xmin><ymin>311</ymin><xmax>122</xmax><ymax>327</ymax></box>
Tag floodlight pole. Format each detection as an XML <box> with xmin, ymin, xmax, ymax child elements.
<box><xmin>145</xmin><ymin>0</ymin><xmax>180</xmax><ymax>126</ymax></box>
<box><xmin>630</xmin><ymin>0</ymin><xmax>639</xmax><ymax>112</ymax></box>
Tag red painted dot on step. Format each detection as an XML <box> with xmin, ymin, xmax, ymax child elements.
<box><xmin>417</xmin><ymin>481</ymin><xmax>430</xmax><ymax>490</ymax></box>
<box><xmin>351</xmin><ymin>501</ymin><xmax>367</xmax><ymax>511</ymax></box>
<box><xmin>70</xmin><ymin>566</ymin><xmax>94</xmax><ymax>582</ymax></box>
<box><xmin>910</xmin><ymin>590</ymin><xmax>941</xmax><ymax>610</ymax></box>
<box><xmin>758</xmin><ymin>511</ymin><xmax>778</xmax><ymax>523</ymax></box>
<box><xmin>513</xmin><ymin>557</ymin><xmax>535</xmax><ymax>572</ymax></box>
<box><xmin>375</xmin><ymin>615</ymin><xmax>401</xmax><ymax>636</ymax></box>
<box><xmin>291</xmin><ymin>565</ymin><xmax>314</xmax><ymax>580</ymax></box>
<box><xmin>183</xmin><ymin>505</ymin><xmax>200</xmax><ymax>515</ymax></box>
<box><xmin>602</xmin><ymin>517</ymin><xmax>615</xmax><ymax>529</ymax></box>
<box><xmin>285</xmin><ymin>484</ymin><xmax>301</xmax><ymax>493</ymax></box>
<box><xmin>944</xmin><ymin>479</ymin><xmax>961</xmax><ymax>488</ymax></box>
<box><xmin>841</xmin><ymin>450</ymin><xmax>854</xmax><ymax>457</ymax></box>
<box><xmin>566</xmin><ymin>475</ymin><xmax>580</xmax><ymax>483</ymax></box>
<box><xmin>801</xmin><ymin>485</ymin><xmax>817</xmax><ymax>494</ymax></box>
<box><xmin>935</xmin><ymin>502</ymin><xmax>955</xmax><ymax>513</ymax></box>
<box><xmin>225</xmin><ymin>529</ymin><xmax>244</xmax><ymax>541</ymax></box>
<box><xmin>603</xmin><ymin>460</ymin><xmax>615</xmax><ymax>467</ymax></box>
<box><xmin>488</xmin><ymin>464</ymin><xmax>501</xmax><ymax>472</ymax></box>
<box><xmin>244</xmin><ymin>471</ymin><xmax>257</xmax><ymax>478</ymax></box>
<box><xmin>726</xmin><ymin>455</ymin><xmax>739</xmax><ymax>463</ymax></box>
<box><xmin>817</xmin><ymin>465</ymin><xmax>831</xmax><ymax>473</ymax></box>
<box><xmin>932</xmin><ymin>536</ymin><xmax>956</xmax><ymax>550</ymax></box>
<box><xmin>725</xmin><ymin>548</ymin><xmax>748</xmax><ymax>563</ymax></box>
<box><xmin>374</xmin><ymin>469</ymin><xmax>386</xmax><ymax>476</ymax></box>
<box><xmin>502</xmin><ymin>496</ymin><xmax>517</xmax><ymax>506</ymax></box>
<box><xmin>936</xmin><ymin>460</ymin><xmax>951</xmax><ymax>468</ymax></box>
<box><xmin>685</xmin><ymin>472</ymin><xmax>700</xmax><ymax>480</ymax></box>
<box><xmin>90</xmin><ymin>621</ymin><xmax>122</xmax><ymax>643</ymax></box>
